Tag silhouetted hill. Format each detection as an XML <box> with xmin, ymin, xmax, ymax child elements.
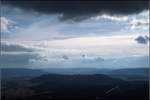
<box><xmin>101</xmin><ymin>81</ymin><xmax>149</xmax><ymax>100</ymax></box>
<box><xmin>2</xmin><ymin>72</ymin><xmax>149</xmax><ymax>100</ymax></box>
<box><xmin>31</xmin><ymin>74</ymin><xmax>123</xmax><ymax>85</ymax></box>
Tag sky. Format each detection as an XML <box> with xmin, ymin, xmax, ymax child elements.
<box><xmin>1</xmin><ymin>0</ymin><xmax>149</xmax><ymax>69</ymax></box>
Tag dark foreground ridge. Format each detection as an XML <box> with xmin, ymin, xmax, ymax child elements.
<box><xmin>2</xmin><ymin>69</ymin><xmax>149</xmax><ymax>100</ymax></box>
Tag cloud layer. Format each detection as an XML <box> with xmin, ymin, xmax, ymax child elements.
<box><xmin>1</xmin><ymin>17</ymin><xmax>14</xmax><ymax>33</ymax></box>
<box><xmin>1</xmin><ymin>43</ymin><xmax>34</xmax><ymax>52</ymax></box>
<box><xmin>1</xmin><ymin>34</ymin><xmax>149</xmax><ymax>68</ymax></box>
<box><xmin>2</xmin><ymin>0</ymin><xmax>148</xmax><ymax>21</ymax></box>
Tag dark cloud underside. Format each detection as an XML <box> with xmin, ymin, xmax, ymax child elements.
<box><xmin>1</xmin><ymin>43</ymin><xmax>40</xmax><ymax>67</ymax></box>
<box><xmin>2</xmin><ymin>0</ymin><xmax>148</xmax><ymax>21</ymax></box>
<box><xmin>1</xmin><ymin>43</ymin><xmax>34</xmax><ymax>52</ymax></box>
<box><xmin>135</xmin><ymin>35</ymin><xmax>150</xmax><ymax>44</ymax></box>
<box><xmin>1</xmin><ymin>53</ymin><xmax>40</xmax><ymax>67</ymax></box>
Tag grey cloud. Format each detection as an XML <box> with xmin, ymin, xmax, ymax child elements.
<box><xmin>94</xmin><ymin>57</ymin><xmax>105</xmax><ymax>62</ymax></box>
<box><xmin>2</xmin><ymin>0</ymin><xmax>148</xmax><ymax>22</ymax></box>
<box><xmin>135</xmin><ymin>35</ymin><xmax>149</xmax><ymax>44</ymax></box>
<box><xmin>128</xmin><ymin>18</ymin><xmax>149</xmax><ymax>30</ymax></box>
<box><xmin>1</xmin><ymin>43</ymin><xmax>34</xmax><ymax>52</ymax></box>
<box><xmin>1</xmin><ymin>53</ymin><xmax>41</xmax><ymax>68</ymax></box>
<box><xmin>62</xmin><ymin>55</ymin><xmax>69</xmax><ymax>60</ymax></box>
<box><xmin>1</xmin><ymin>43</ymin><xmax>41</xmax><ymax>68</ymax></box>
<box><xmin>82</xmin><ymin>54</ymin><xmax>85</xmax><ymax>58</ymax></box>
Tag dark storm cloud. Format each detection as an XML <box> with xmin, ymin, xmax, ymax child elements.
<box><xmin>2</xmin><ymin>0</ymin><xmax>148</xmax><ymax>21</ymax></box>
<box><xmin>135</xmin><ymin>35</ymin><xmax>150</xmax><ymax>44</ymax></box>
<box><xmin>1</xmin><ymin>43</ymin><xmax>34</xmax><ymax>52</ymax></box>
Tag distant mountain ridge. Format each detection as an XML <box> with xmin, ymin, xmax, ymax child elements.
<box><xmin>114</xmin><ymin>68</ymin><xmax>149</xmax><ymax>76</ymax></box>
<box><xmin>44</xmin><ymin>67</ymin><xmax>149</xmax><ymax>75</ymax></box>
<box><xmin>2</xmin><ymin>67</ymin><xmax>149</xmax><ymax>81</ymax></box>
